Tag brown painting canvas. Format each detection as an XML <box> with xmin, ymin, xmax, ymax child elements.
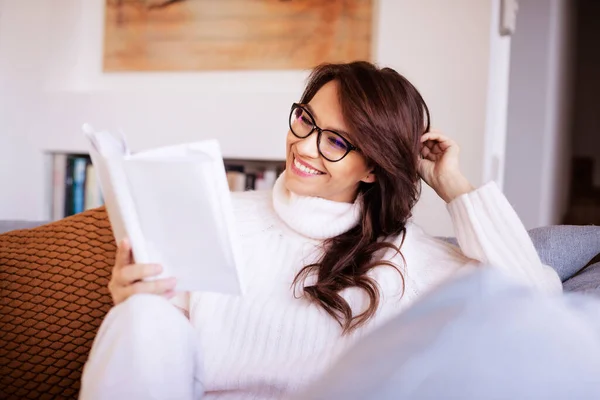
<box><xmin>103</xmin><ymin>0</ymin><xmax>373</xmax><ymax>72</ymax></box>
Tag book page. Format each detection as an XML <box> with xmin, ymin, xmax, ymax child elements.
<box><xmin>122</xmin><ymin>157</ymin><xmax>242</xmax><ymax>294</ymax></box>
<box><xmin>85</xmin><ymin>126</ymin><xmax>243</xmax><ymax>295</ymax></box>
<box><xmin>187</xmin><ymin>141</ymin><xmax>246</xmax><ymax>292</ymax></box>
<box><xmin>84</xmin><ymin>126</ymin><xmax>149</xmax><ymax>264</ymax></box>
<box><xmin>130</xmin><ymin>140</ymin><xmax>245</xmax><ymax>290</ymax></box>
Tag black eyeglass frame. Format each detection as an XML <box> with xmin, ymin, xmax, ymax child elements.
<box><xmin>288</xmin><ymin>103</ymin><xmax>358</xmax><ymax>162</ymax></box>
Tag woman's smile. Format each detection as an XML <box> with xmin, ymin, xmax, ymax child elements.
<box><xmin>290</xmin><ymin>154</ymin><xmax>326</xmax><ymax>177</ymax></box>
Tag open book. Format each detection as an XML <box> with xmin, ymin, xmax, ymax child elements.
<box><xmin>83</xmin><ymin>124</ymin><xmax>244</xmax><ymax>295</ymax></box>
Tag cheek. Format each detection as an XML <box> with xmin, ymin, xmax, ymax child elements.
<box><xmin>327</xmin><ymin>155</ymin><xmax>369</xmax><ymax>182</ymax></box>
<box><xmin>286</xmin><ymin>131</ymin><xmax>296</xmax><ymax>150</ymax></box>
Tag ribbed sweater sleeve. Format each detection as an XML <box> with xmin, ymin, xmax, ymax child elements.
<box><xmin>446</xmin><ymin>182</ymin><xmax>562</xmax><ymax>294</ymax></box>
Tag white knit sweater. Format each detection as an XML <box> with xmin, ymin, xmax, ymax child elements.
<box><xmin>174</xmin><ymin>174</ymin><xmax>562</xmax><ymax>399</ymax></box>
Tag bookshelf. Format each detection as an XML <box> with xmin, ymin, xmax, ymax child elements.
<box><xmin>48</xmin><ymin>151</ymin><xmax>285</xmax><ymax>221</ymax></box>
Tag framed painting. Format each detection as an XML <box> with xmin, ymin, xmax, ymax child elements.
<box><xmin>103</xmin><ymin>0</ymin><xmax>373</xmax><ymax>71</ymax></box>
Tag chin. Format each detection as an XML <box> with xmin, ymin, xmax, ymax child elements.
<box><xmin>283</xmin><ymin>170</ymin><xmax>318</xmax><ymax>197</ymax></box>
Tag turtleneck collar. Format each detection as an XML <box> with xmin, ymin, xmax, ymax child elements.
<box><xmin>271</xmin><ymin>172</ymin><xmax>362</xmax><ymax>240</ymax></box>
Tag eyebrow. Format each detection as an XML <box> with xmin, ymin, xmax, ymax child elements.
<box><xmin>304</xmin><ymin>103</ymin><xmax>353</xmax><ymax>139</ymax></box>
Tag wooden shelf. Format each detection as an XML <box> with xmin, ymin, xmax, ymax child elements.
<box><xmin>47</xmin><ymin>151</ymin><xmax>285</xmax><ymax>221</ymax></box>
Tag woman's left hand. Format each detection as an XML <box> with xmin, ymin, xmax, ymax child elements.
<box><xmin>418</xmin><ymin>130</ymin><xmax>475</xmax><ymax>203</ymax></box>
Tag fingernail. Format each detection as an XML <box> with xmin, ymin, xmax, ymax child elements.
<box><xmin>167</xmin><ymin>277</ymin><xmax>177</xmax><ymax>287</ymax></box>
<box><xmin>153</xmin><ymin>264</ymin><xmax>163</xmax><ymax>273</ymax></box>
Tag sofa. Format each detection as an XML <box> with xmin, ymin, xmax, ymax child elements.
<box><xmin>1</xmin><ymin>208</ymin><xmax>599</xmax><ymax>399</ymax></box>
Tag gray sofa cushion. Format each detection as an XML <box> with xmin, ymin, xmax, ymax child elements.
<box><xmin>439</xmin><ymin>225</ymin><xmax>600</xmax><ymax>282</ymax></box>
<box><xmin>563</xmin><ymin>262</ymin><xmax>600</xmax><ymax>296</ymax></box>
<box><xmin>528</xmin><ymin>225</ymin><xmax>600</xmax><ymax>281</ymax></box>
<box><xmin>0</xmin><ymin>220</ymin><xmax>48</xmax><ymax>234</ymax></box>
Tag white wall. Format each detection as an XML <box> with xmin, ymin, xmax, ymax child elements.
<box><xmin>379</xmin><ymin>0</ymin><xmax>511</xmax><ymax>236</ymax></box>
<box><xmin>0</xmin><ymin>0</ymin><xmax>51</xmax><ymax>221</ymax></box>
<box><xmin>504</xmin><ymin>0</ymin><xmax>574</xmax><ymax>229</ymax></box>
<box><xmin>0</xmin><ymin>0</ymin><xmax>299</xmax><ymax>219</ymax></box>
<box><xmin>572</xmin><ymin>0</ymin><xmax>600</xmax><ymax>187</ymax></box>
<box><xmin>0</xmin><ymin>0</ymin><xmax>510</xmax><ymax>237</ymax></box>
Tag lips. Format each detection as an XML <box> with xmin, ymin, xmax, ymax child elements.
<box><xmin>293</xmin><ymin>155</ymin><xmax>325</xmax><ymax>175</ymax></box>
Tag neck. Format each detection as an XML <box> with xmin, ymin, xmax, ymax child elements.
<box><xmin>271</xmin><ymin>172</ymin><xmax>362</xmax><ymax>240</ymax></box>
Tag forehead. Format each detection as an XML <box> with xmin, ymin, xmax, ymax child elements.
<box><xmin>307</xmin><ymin>81</ymin><xmax>348</xmax><ymax>132</ymax></box>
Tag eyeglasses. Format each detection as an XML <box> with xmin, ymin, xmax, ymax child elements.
<box><xmin>288</xmin><ymin>103</ymin><xmax>358</xmax><ymax>162</ymax></box>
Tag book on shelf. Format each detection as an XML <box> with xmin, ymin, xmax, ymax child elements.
<box><xmin>50</xmin><ymin>152</ymin><xmax>285</xmax><ymax>220</ymax></box>
<box><xmin>51</xmin><ymin>156</ymin><xmax>283</xmax><ymax>220</ymax></box>
<box><xmin>225</xmin><ymin>165</ymin><xmax>279</xmax><ymax>192</ymax></box>
<box><xmin>49</xmin><ymin>138</ymin><xmax>284</xmax><ymax>293</ymax></box>
<box><xmin>51</xmin><ymin>154</ymin><xmax>104</xmax><ymax>221</ymax></box>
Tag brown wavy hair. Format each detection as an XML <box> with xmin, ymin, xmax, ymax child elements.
<box><xmin>292</xmin><ymin>61</ymin><xmax>430</xmax><ymax>334</ymax></box>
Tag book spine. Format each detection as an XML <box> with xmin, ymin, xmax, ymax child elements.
<box><xmin>72</xmin><ymin>157</ymin><xmax>87</xmax><ymax>214</ymax></box>
<box><xmin>64</xmin><ymin>157</ymin><xmax>75</xmax><ymax>217</ymax></box>
<box><xmin>52</xmin><ymin>154</ymin><xmax>67</xmax><ymax>220</ymax></box>
<box><xmin>255</xmin><ymin>169</ymin><xmax>277</xmax><ymax>190</ymax></box>
<box><xmin>226</xmin><ymin>171</ymin><xmax>246</xmax><ymax>192</ymax></box>
<box><xmin>262</xmin><ymin>169</ymin><xmax>277</xmax><ymax>189</ymax></box>
<box><xmin>226</xmin><ymin>165</ymin><xmax>246</xmax><ymax>192</ymax></box>
<box><xmin>84</xmin><ymin>162</ymin><xmax>104</xmax><ymax>210</ymax></box>
<box><xmin>244</xmin><ymin>173</ymin><xmax>256</xmax><ymax>191</ymax></box>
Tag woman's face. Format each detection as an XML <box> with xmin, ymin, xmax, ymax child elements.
<box><xmin>284</xmin><ymin>81</ymin><xmax>375</xmax><ymax>203</ymax></box>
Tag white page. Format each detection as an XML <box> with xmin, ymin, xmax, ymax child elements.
<box><xmin>130</xmin><ymin>139</ymin><xmax>244</xmax><ymax>286</ymax></box>
<box><xmin>84</xmin><ymin>126</ymin><xmax>244</xmax><ymax>295</ymax></box>
<box><xmin>122</xmin><ymin>157</ymin><xmax>242</xmax><ymax>294</ymax></box>
<box><xmin>187</xmin><ymin>141</ymin><xmax>246</xmax><ymax>291</ymax></box>
<box><xmin>84</xmin><ymin>128</ymin><xmax>149</xmax><ymax>263</ymax></box>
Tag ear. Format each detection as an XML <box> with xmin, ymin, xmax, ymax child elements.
<box><xmin>361</xmin><ymin>171</ymin><xmax>376</xmax><ymax>184</ymax></box>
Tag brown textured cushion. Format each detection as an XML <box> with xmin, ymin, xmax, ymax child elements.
<box><xmin>0</xmin><ymin>208</ymin><xmax>115</xmax><ymax>399</ymax></box>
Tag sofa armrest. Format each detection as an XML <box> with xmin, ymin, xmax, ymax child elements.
<box><xmin>438</xmin><ymin>225</ymin><xmax>600</xmax><ymax>282</ymax></box>
<box><xmin>0</xmin><ymin>220</ymin><xmax>49</xmax><ymax>234</ymax></box>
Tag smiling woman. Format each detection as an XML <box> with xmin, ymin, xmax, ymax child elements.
<box><xmin>289</xmin><ymin>103</ymin><xmax>358</xmax><ymax>163</ymax></box>
<box><xmin>283</xmin><ymin>63</ymin><xmax>429</xmax><ymax>331</ymax></box>
<box><xmin>80</xmin><ymin>61</ymin><xmax>562</xmax><ymax>400</ymax></box>
<box><xmin>285</xmin><ymin>80</ymin><xmax>378</xmax><ymax>203</ymax></box>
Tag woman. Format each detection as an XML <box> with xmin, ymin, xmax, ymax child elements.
<box><xmin>80</xmin><ymin>61</ymin><xmax>562</xmax><ymax>399</ymax></box>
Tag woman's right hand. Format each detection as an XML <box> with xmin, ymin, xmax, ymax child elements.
<box><xmin>108</xmin><ymin>238</ymin><xmax>177</xmax><ymax>305</ymax></box>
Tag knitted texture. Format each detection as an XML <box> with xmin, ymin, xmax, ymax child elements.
<box><xmin>0</xmin><ymin>207</ymin><xmax>114</xmax><ymax>399</ymax></box>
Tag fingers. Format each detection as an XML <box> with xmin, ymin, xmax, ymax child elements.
<box><xmin>420</xmin><ymin>132</ymin><xmax>454</xmax><ymax>146</ymax></box>
<box><xmin>109</xmin><ymin>279</ymin><xmax>176</xmax><ymax>306</ymax></box>
<box><xmin>109</xmin><ymin>266</ymin><xmax>175</xmax><ymax>305</ymax></box>
<box><xmin>423</xmin><ymin>140</ymin><xmax>443</xmax><ymax>154</ymax></box>
<box><xmin>109</xmin><ymin>239</ymin><xmax>177</xmax><ymax>305</ymax></box>
<box><xmin>115</xmin><ymin>238</ymin><xmax>133</xmax><ymax>270</ymax></box>
<box><xmin>124</xmin><ymin>277</ymin><xmax>178</xmax><ymax>298</ymax></box>
<box><xmin>420</xmin><ymin>132</ymin><xmax>439</xmax><ymax>142</ymax></box>
<box><xmin>421</xmin><ymin>127</ymin><xmax>443</xmax><ymax>137</ymax></box>
<box><xmin>420</xmin><ymin>131</ymin><xmax>459</xmax><ymax>156</ymax></box>
<box><xmin>421</xmin><ymin>145</ymin><xmax>432</xmax><ymax>158</ymax></box>
<box><xmin>117</xmin><ymin>263</ymin><xmax>163</xmax><ymax>286</ymax></box>
<box><xmin>421</xmin><ymin>140</ymin><xmax>443</xmax><ymax>158</ymax></box>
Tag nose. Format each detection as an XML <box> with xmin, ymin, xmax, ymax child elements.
<box><xmin>294</xmin><ymin>130</ymin><xmax>320</xmax><ymax>159</ymax></box>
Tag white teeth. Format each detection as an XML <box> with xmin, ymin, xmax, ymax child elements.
<box><xmin>294</xmin><ymin>157</ymin><xmax>320</xmax><ymax>175</ymax></box>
